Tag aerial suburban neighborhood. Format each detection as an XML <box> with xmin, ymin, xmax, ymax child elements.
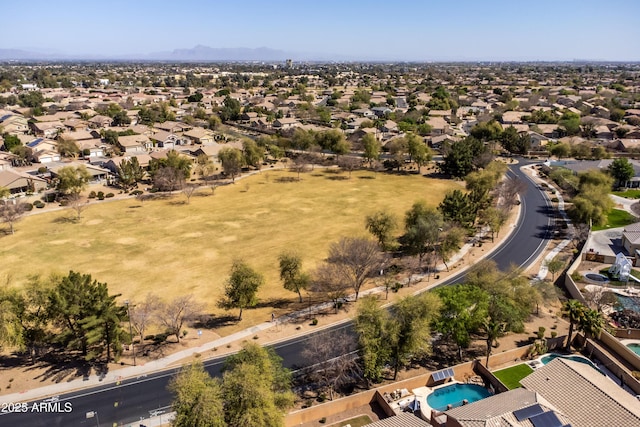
<box><xmin>1</xmin><ymin>2</ymin><xmax>640</xmax><ymax>427</ymax></box>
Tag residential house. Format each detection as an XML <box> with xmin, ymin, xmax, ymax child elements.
<box><xmin>150</xmin><ymin>130</ymin><xmax>187</xmax><ymax>149</ymax></box>
<box><xmin>184</xmin><ymin>127</ymin><xmax>215</xmax><ymax>145</ymax></box>
<box><xmin>239</xmin><ymin>112</ymin><xmax>258</xmax><ymax>123</ymax></box>
<box><xmin>611</xmin><ymin>139</ymin><xmax>640</xmax><ymax>152</ymax></box>
<box><xmin>426</xmin><ymin>116</ymin><xmax>450</xmax><ymax>136</ymax></box>
<box><xmin>29</xmin><ymin>121</ymin><xmax>63</xmax><ymax>138</ymax></box>
<box><xmin>502</xmin><ymin>111</ymin><xmax>527</xmax><ymax>125</ymax></box>
<box><xmin>352</xmin><ymin>108</ymin><xmax>375</xmax><ymax>118</ymax></box>
<box><xmin>526</xmin><ymin>131</ymin><xmax>549</xmax><ymax>149</ymax></box>
<box><xmin>380</xmin><ymin>120</ymin><xmax>398</xmax><ymax>134</ymax></box>
<box><xmin>78</xmin><ymin>139</ymin><xmax>105</xmax><ymax>158</ymax></box>
<box><xmin>117</xmin><ymin>134</ymin><xmax>153</xmax><ymax>153</ymax></box>
<box><xmin>0</xmin><ymin>169</ymin><xmax>48</xmax><ymax>194</ymax></box>
<box><xmin>273</xmin><ymin>117</ymin><xmax>300</xmax><ymax>129</ymax></box>
<box><xmin>88</xmin><ymin>115</ymin><xmax>113</xmax><ymax>129</ymax></box>
<box><xmin>622</xmin><ymin>222</ymin><xmax>640</xmax><ymax>255</ymax></box>
<box><xmin>0</xmin><ymin>114</ymin><xmax>29</xmax><ymax>134</ymax></box>
<box><xmin>155</xmin><ymin>120</ymin><xmax>190</xmax><ymax>134</ymax></box>
<box><xmin>49</xmin><ymin>163</ymin><xmax>111</xmax><ymax>184</ymax></box>
<box><xmin>371</xmin><ymin>106</ymin><xmax>392</xmax><ymax>117</ymax></box>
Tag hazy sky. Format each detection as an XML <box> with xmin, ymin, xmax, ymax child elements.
<box><xmin>2</xmin><ymin>0</ymin><xmax>639</xmax><ymax>61</ymax></box>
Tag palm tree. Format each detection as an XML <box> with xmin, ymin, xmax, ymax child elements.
<box><xmin>482</xmin><ymin>317</ymin><xmax>506</xmax><ymax>368</ymax></box>
<box><xmin>562</xmin><ymin>300</ymin><xmax>585</xmax><ymax>351</ymax></box>
<box><xmin>578</xmin><ymin>308</ymin><xmax>604</xmax><ymax>342</ymax></box>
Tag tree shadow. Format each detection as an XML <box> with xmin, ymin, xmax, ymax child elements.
<box><xmin>52</xmin><ymin>215</ymin><xmax>78</xmax><ymax>224</ymax></box>
<box><xmin>22</xmin><ymin>352</ymin><xmax>93</xmax><ymax>384</ymax></box>
<box><xmin>358</xmin><ymin>175</ymin><xmax>376</xmax><ymax>180</ymax></box>
<box><xmin>193</xmin><ymin>314</ymin><xmax>238</xmax><ymax>329</ymax></box>
<box><xmin>254</xmin><ymin>297</ymin><xmax>291</xmax><ymax>309</ymax></box>
<box><xmin>168</xmin><ymin>200</ymin><xmax>187</xmax><ymax>206</ymax></box>
<box><xmin>325</xmin><ymin>175</ymin><xmax>349</xmax><ymax>181</ymax></box>
<box><xmin>275</xmin><ymin>176</ymin><xmax>299</xmax><ymax>183</ymax></box>
<box><xmin>128</xmin><ymin>205</ymin><xmax>143</xmax><ymax>209</ymax></box>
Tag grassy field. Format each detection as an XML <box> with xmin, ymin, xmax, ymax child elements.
<box><xmin>1</xmin><ymin>168</ymin><xmax>459</xmax><ymax>329</ymax></box>
<box><xmin>612</xmin><ymin>189</ymin><xmax>640</xmax><ymax>199</ymax></box>
<box><xmin>492</xmin><ymin>363</ymin><xmax>533</xmax><ymax>389</ymax></box>
<box><xmin>592</xmin><ymin>208</ymin><xmax>636</xmax><ymax>231</ymax></box>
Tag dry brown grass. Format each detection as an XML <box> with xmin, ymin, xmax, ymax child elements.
<box><xmin>0</xmin><ymin>168</ymin><xmax>458</xmax><ymax>332</ymax></box>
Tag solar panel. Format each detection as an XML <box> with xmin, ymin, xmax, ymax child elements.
<box><xmin>513</xmin><ymin>404</ymin><xmax>544</xmax><ymax>421</ymax></box>
<box><xmin>432</xmin><ymin>368</ymin><xmax>455</xmax><ymax>382</ymax></box>
<box><xmin>530</xmin><ymin>411</ymin><xmax>563</xmax><ymax>427</ymax></box>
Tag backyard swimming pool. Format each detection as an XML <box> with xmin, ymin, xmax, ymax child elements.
<box><xmin>539</xmin><ymin>353</ymin><xmax>605</xmax><ymax>375</ymax></box>
<box><xmin>426</xmin><ymin>383</ymin><xmax>491</xmax><ymax>412</ymax></box>
<box><xmin>627</xmin><ymin>343</ymin><xmax>640</xmax><ymax>356</ymax></box>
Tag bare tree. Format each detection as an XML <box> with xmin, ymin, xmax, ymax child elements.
<box><xmin>497</xmin><ymin>176</ymin><xmax>527</xmax><ymax>210</ymax></box>
<box><xmin>571</xmin><ymin>223</ymin><xmax>590</xmax><ymax>250</ymax></box>
<box><xmin>327</xmin><ymin>237</ymin><xmax>383</xmax><ymax>300</ymax></box>
<box><xmin>583</xmin><ymin>287</ymin><xmax>618</xmax><ymax>312</ymax></box>
<box><xmin>0</xmin><ymin>201</ymin><xmax>26</xmax><ymax>234</ymax></box>
<box><xmin>156</xmin><ymin>295</ymin><xmax>204</xmax><ymax>343</ymax></box>
<box><xmin>310</xmin><ymin>262</ymin><xmax>350</xmax><ymax>313</ymax></box>
<box><xmin>301</xmin><ymin>330</ymin><xmax>360</xmax><ymax>400</ymax></box>
<box><xmin>66</xmin><ymin>193</ymin><xmax>89</xmax><ymax>221</ymax></box>
<box><xmin>182</xmin><ymin>183</ymin><xmax>198</xmax><ymax>204</ymax></box>
<box><xmin>290</xmin><ymin>155</ymin><xmax>310</xmax><ymax>180</ymax></box>
<box><xmin>129</xmin><ymin>293</ymin><xmax>161</xmax><ymax>344</ymax></box>
<box><xmin>154</xmin><ymin>166</ymin><xmax>185</xmax><ymax>192</ymax></box>
<box><xmin>337</xmin><ymin>156</ymin><xmax>361</xmax><ymax>178</ymax></box>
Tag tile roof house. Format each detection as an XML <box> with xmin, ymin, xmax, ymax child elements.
<box><xmin>184</xmin><ymin>127</ymin><xmax>215</xmax><ymax>145</ymax></box>
<box><xmin>0</xmin><ymin>169</ymin><xmax>48</xmax><ymax>194</ymax></box>
<box><xmin>435</xmin><ymin>387</ymin><xmax>570</xmax><ymax>427</ymax></box>
<box><xmin>117</xmin><ymin>134</ymin><xmax>152</xmax><ymax>153</ymax></box>
<box><xmin>622</xmin><ymin>222</ymin><xmax>640</xmax><ymax>255</ymax></box>
<box><xmin>520</xmin><ymin>358</ymin><xmax>640</xmax><ymax>427</ymax></box>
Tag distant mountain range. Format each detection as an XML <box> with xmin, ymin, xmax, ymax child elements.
<box><xmin>0</xmin><ymin>45</ymin><xmax>304</xmax><ymax>62</ymax></box>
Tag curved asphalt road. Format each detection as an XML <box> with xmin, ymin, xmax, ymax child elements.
<box><xmin>1</xmin><ymin>161</ymin><xmax>553</xmax><ymax>427</ymax></box>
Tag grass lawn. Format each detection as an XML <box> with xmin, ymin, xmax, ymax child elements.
<box><xmin>329</xmin><ymin>415</ymin><xmax>372</xmax><ymax>427</ymax></box>
<box><xmin>492</xmin><ymin>363</ymin><xmax>533</xmax><ymax>389</ymax></box>
<box><xmin>0</xmin><ymin>168</ymin><xmax>459</xmax><ymax>333</ymax></box>
<box><xmin>612</xmin><ymin>189</ymin><xmax>640</xmax><ymax>199</ymax></box>
<box><xmin>592</xmin><ymin>208</ymin><xmax>636</xmax><ymax>231</ymax></box>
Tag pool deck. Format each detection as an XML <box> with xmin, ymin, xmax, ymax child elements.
<box><xmin>583</xmin><ymin>283</ymin><xmax>640</xmax><ymax>298</ymax></box>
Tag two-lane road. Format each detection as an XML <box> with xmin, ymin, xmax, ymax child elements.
<box><xmin>1</xmin><ymin>161</ymin><xmax>553</xmax><ymax>427</ymax></box>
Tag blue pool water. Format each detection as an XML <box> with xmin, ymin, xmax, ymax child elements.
<box><xmin>540</xmin><ymin>353</ymin><xmax>605</xmax><ymax>375</ymax></box>
<box><xmin>627</xmin><ymin>343</ymin><xmax>640</xmax><ymax>356</ymax></box>
<box><xmin>617</xmin><ymin>295</ymin><xmax>640</xmax><ymax>312</ymax></box>
<box><xmin>426</xmin><ymin>383</ymin><xmax>491</xmax><ymax>412</ymax></box>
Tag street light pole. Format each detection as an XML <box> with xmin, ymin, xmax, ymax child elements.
<box><xmin>125</xmin><ymin>300</ymin><xmax>136</xmax><ymax>366</ymax></box>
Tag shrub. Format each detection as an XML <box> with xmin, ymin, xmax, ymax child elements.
<box><xmin>537</xmin><ymin>326</ymin><xmax>546</xmax><ymax>340</ymax></box>
<box><xmin>105</xmin><ymin>193</ymin><xmax>115</xmax><ymax>198</ymax></box>
<box><xmin>319</xmin><ymin>416</ymin><xmax>326</xmax><ymax>423</ymax></box>
<box><xmin>551</xmin><ymin>331</ymin><xmax>557</xmax><ymax>338</ymax></box>
<box><xmin>311</xmin><ymin>318</ymin><xmax>318</xmax><ymax>326</ymax></box>
<box><xmin>131</xmin><ymin>190</ymin><xmax>143</xmax><ymax>196</ymax></box>
<box><xmin>21</xmin><ymin>203</ymin><xmax>33</xmax><ymax>211</ymax></box>
<box><xmin>37</xmin><ymin>166</ymin><xmax>48</xmax><ymax>174</ymax></box>
<box><xmin>34</xmin><ymin>201</ymin><xmax>44</xmax><ymax>209</ymax></box>
<box><xmin>253</xmin><ymin>335</ymin><xmax>259</xmax><ymax>340</ymax></box>
<box><xmin>88</xmin><ymin>191</ymin><xmax>97</xmax><ymax>198</ymax></box>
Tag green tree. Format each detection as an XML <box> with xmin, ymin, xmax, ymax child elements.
<box><xmin>362</xmin><ymin>133</ymin><xmax>381</xmax><ymax>166</ymax></box>
<box><xmin>48</xmin><ymin>271</ymin><xmax>125</xmax><ymax>361</ymax></box>
<box><xmin>117</xmin><ymin>157</ymin><xmax>144</xmax><ymax>190</ymax></box>
<box><xmin>2</xmin><ymin>133</ymin><xmax>22</xmax><ymax>151</ymax></box>
<box><xmin>388</xmin><ymin>293</ymin><xmax>441</xmax><ymax>380</ymax></box>
<box><xmin>243</xmin><ymin>139</ymin><xmax>265</xmax><ymax>169</ymax></box>
<box><xmin>218</xmin><ymin>260</ymin><xmax>263</xmax><ymax>320</ymax></box>
<box><xmin>354</xmin><ymin>296</ymin><xmax>391</xmax><ymax>386</ymax></box>
<box><xmin>482</xmin><ymin>317</ymin><xmax>506</xmax><ymax>367</ymax></box>
<box><xmin>562</xmin><ymin>299</ymin><xmax>585</xmax><ymax>350</ymax></box>
<box><xmin>403</xmin><ymin>202</ymin><xmax>443</xmax><ymax>269</ymax></box>
<box><xmin>169</xmin><ymin>360</ymin><xmax>225</xmax><ymax>427</ymax></box>
<box><xmin>365</xmin><ymin>210</ymin><xmax>397</xmax><ymax>251</ymax></box>
<box><xmin>221</xmin><ymin>342</ymin><xmax>294</xmax><ymax>427</ymax></box>
<box><xmin>220</xmin><ymin>96</ymin><xmax>241</xmax><ymax>122</ymax></box>
<box><xmin>56</xmin><ymin>165</ymin><xmax>91</xmax><ymax>196</ymax></box>
<box><xmin>557</xmin><ymin>111</ymin><xmax>581</xmax><ymax>136</ymax></box>
<box><xmin>405</xmin><ymin>133</ymin><xmax>431</xmax><ymax>167</ymax></box>
<box><xmin>439</xmin><ymin>137</ymin><xmax>485</xmax><ymax>178</ymax></box>
<box><xmin>438</xmin><ymin>189</ymin><xmax>476</xmax><ymax>229</ymax></box>
<box><xmin>278</xmin><ymin>252</ymin><xmax>309</xmax><ymax>303</ymax></box>
<box><xmin>434</xmin><ymin>285</ymin><xmax>488</xmax><ymax>360</ymax></box>
<box><xmin>479</xmin><ymin>207</ymin><xmax>508</xmax><ymax>242</ymax></box>
<box><xmin>577</xmin><ymin>307</ymin><xmax>604</xmax><ymax>341</ymax></box>
<box><xmin>470</xmin><ymin>120</ymin><xmax>503</xmax><ymax>142</ymax></box>
<box><xmin>549</xmin><ymin>142</ymin><xmax>571</xmax><ymax>158</ymax></box>
<box><xmin>437</xmin><ymin>225</ymin><xmax>464</xmax><ymax>271</ymax></box>
<box><xmin>608</xmin><ymin>157</ymin><xmax>634</xmax><ymax>188</ymax></box>
<box><xmin>544</xmin><ymin>256</ymin><xmax>565</xmax><ymax>281</ymax></box>
<box><xmin>218</xmin><ymin>147</ymin><xmax>245</xmax><ymax>181</ymax></box>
